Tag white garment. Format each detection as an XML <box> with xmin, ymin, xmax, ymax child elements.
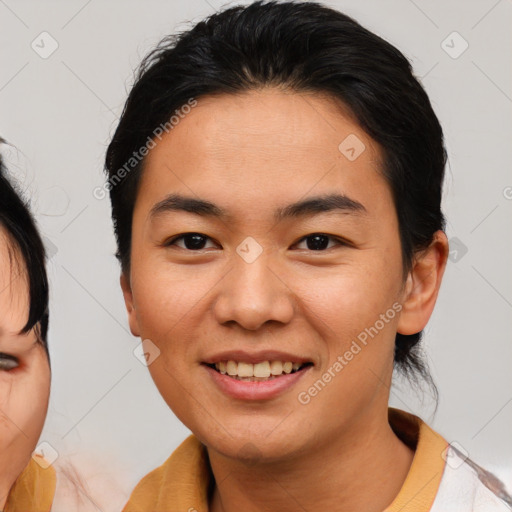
<box><xmin>431</xmin><ymin>445</ymin><xmax>511</xmax><ymax>512</ymax></box>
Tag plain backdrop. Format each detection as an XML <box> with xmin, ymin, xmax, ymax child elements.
<box><xmin>1</xmin><ymin>0</ymin><xmax>511</xmax><ymax>506</ymax></box>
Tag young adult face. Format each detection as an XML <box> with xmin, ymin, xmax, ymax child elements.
<box><xmin>0</xmin><ymin>226</ymin><xmax>51</xmax><ymax>506</ymax></box>
<box><xmin>121</xmin><ymin>89</ymin><xmax>447</xmax><ymax>462</ymax></box>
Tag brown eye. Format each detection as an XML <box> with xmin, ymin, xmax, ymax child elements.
<box><xmin>0</xmin><ymin>353</ymin><xmax>19</xmax><ymax>371</ymax></box>
<box><xmin>294</xmin><ymin>233</ymin><xmax>347</xmax><ymax>251</ymax></box>
<box><xmin>165</xmin><ymin>233</ymin><xmax>218</xmax><ymax>251</ymax></box>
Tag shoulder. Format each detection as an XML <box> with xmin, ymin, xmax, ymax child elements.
<box><xmin>122</xmin><ymin>434</ymin><xmax>211</xmax><ymax>512</ymax></box>
<box><xmin>4</xmin><ymin>456</ymin><xmax>56</xmax><ymax>512</ymax></box>
<box><xmin>387</xmin><ymin>408</ymin><xmax>512</xmax><ymax>512</ymax></box>
<box><xmin>431</xmin><ymin>444</ymin><xmax>512</xmax><ymax>512</ymax></box>
<box><xmin>128</xmin><ymin>435</ymin><xmax>206</xmax><ymax>490</ymax></box>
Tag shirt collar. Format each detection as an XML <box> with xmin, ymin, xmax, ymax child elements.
<box><xmin>123</xmin><ymin>407</ymin><xmax>448</xmax><ymax>512</ymax></box>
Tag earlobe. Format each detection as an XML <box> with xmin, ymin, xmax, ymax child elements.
<box><xmin>120</xmin><ymin>272</ymin><xmax>141</xmax><ymax>337</ymax></box>
<box><xmin>397</xmin><ymin>230</ymin><xmax>449</xmax><ymax>336</ymax></box>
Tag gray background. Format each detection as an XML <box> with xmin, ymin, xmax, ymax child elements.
<box><xmin>1</xmin><ymin>0</ymin><xmax>511</xmax><ymax>506</ymax></box>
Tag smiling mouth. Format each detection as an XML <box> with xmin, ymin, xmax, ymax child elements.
<box><xmin>204</xmin><ymin>360</ymin><xmax>314</xmax><ymax>381</ymax></box>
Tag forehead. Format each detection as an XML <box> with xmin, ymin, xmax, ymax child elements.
<box><xmin>135</xmin><ymin>89</ymin><xmax>392</xmax><ymax>222</ymax></box>
<box><xmin>0</xmin><ymin>225</ymin><xmax>30</xmax><ymax>332</ymax></box>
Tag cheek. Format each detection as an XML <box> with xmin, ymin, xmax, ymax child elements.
<box><xmin>133</xmin><ymin>258</ymin><xmax>206</xmax><ymax>333</ymax></box>
<box><xmin>132</xmin><ymin>257</ymin><xmax>225</xmax><ymax>361</ymax></box>
<box><xmin>296</xmin><ymin>254</ymin><xmax>402</xmax><ymax>403</ymax></box>
<box><xmin>131</xmin><ymin>267</ymin><xmax>206</xmax><ymax>390</ymax></box>
<box><xmin>292</xmin><ymin>269</ymin><xmax>400</xmax><ymax>429</ymax></box>
<box><xmin>0</xmin><ymin>355</ymin><xmax>50</xmax><ymax>457</ymax></box>
<box><xmin>14</xmin><ymin>361</ymin><xmax>50</xmax><ymax>437</ymax></box>
<box><xmin>301</xmin><ymin>261</ymin><xmax>400</xmax><ymax>338</ymax></box>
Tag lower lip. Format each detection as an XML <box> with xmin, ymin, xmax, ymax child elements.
<box><xmin>203</xmin><ymin>364</ymin><xmax>312</xmax><ymax>401</ymax></box>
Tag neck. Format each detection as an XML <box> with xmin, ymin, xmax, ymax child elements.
<box><xmin>207</xmin><ymin>406</ymin><xmax>415</xmax><ymax>512</ymax></box>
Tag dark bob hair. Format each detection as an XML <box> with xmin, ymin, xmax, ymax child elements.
<box><xmin>105</xmin><ymin>0</ymin><xmax>446</xmax><ymax>393</ymax></box>
<box><xmin>0</xmin><ymin>139</ymin><xmax>50</xmax><ymax>353</ymax></box>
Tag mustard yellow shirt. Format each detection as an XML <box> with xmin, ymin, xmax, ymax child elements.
<box><xmin>122</xmin><ymin>407</ymin><xmax>511</xmax><ymax>511</ymax></box>
<box><xmin>3</xmin><ymin>455</ymin><xmax>56</xmax><ymax>512</ymax></box>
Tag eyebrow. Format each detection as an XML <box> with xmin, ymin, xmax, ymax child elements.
<box><xmin>149</xmin><ymin>193</ymin><xmax>367</xmax><ymax>223</ymax></box>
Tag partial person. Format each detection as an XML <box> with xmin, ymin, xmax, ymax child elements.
<box><xmin>0</xmin><ymin>140</ymin><xmax>55</xmax><ymax>511</ymax></box>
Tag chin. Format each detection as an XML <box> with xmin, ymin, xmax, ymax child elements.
<box><xmin>197</xmin><ymin>424</ymin><xmax>306</xmax><ymax>464</ymax></box>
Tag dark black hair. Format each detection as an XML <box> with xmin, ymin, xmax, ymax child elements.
<box><xmin>0</xmin><ymin>139</ymin><xmax>49</xmax><ymax>354</ymax></box>
<box><xmin>105</xmin><ymin>0</ymin><xmax>446</xmax><ymax>395</ymax></box>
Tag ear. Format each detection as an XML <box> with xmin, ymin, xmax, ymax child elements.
<box><xmin>120</xmin><ymin>272</ymin><xmax>141</xmax><ymax>337</ymax></box>
<box><xmin>397</xmin><ymin>230</ymin><xmax>449</xmax><ymax>335</ymax></box>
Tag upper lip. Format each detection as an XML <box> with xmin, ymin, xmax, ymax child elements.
<box><xmin>202</xmin><ymin>350</ymin><xmax>313</xmax><ymax>365</ymax></box>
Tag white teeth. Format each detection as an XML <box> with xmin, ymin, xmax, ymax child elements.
<box><xmin>269</xmin><ymin>360</ymin><xmax>283</xmax><ymax>375</ymax></box>
<box><xmin>226</xmin><ymin>360</ymin><xmax>238</xmax><ymax>376</ymax></box>
<box><xmin>213</xmin><ymin>360</ymin><xmax>306</xmax><ymax>378</ymax></box>
<box><xmin>237</xmin><ymin>362</ymin><xmax>253</xmax><ymax>378</ymax></box>
<box><xmin>253</xmin><ymin>361</ymin><xmax>271</xmax><ymax>378</ymax></box>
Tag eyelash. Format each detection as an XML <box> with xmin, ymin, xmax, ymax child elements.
<box><xmin>164</xmin><ymin>232</ymin><xmax>349</xmax><ymax>252</ymax></box>
<box><xmin>0</xmin><ymin>353</ymin><xmax>19</xmax><ymax>372</ymax></box>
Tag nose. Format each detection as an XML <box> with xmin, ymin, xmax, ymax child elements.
<box><xmin>212</xmin><ymin>250</ymin><xmax>295</xmax><ymax>331</ymax></box>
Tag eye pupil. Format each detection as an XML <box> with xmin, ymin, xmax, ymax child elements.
<box><xmin>184</xmin><ymin>233</ymin><xmax>206</xmax><ymax>250</ymax></box>
<box><xmin>307</xmin><ymin>234</ymin><xmax>330</xmax><ymax>250</ymax></box>
<box><xmin>170</xmin><ymin>232</ymin><xmax>340</xmax><ymax>252</ymax></box>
